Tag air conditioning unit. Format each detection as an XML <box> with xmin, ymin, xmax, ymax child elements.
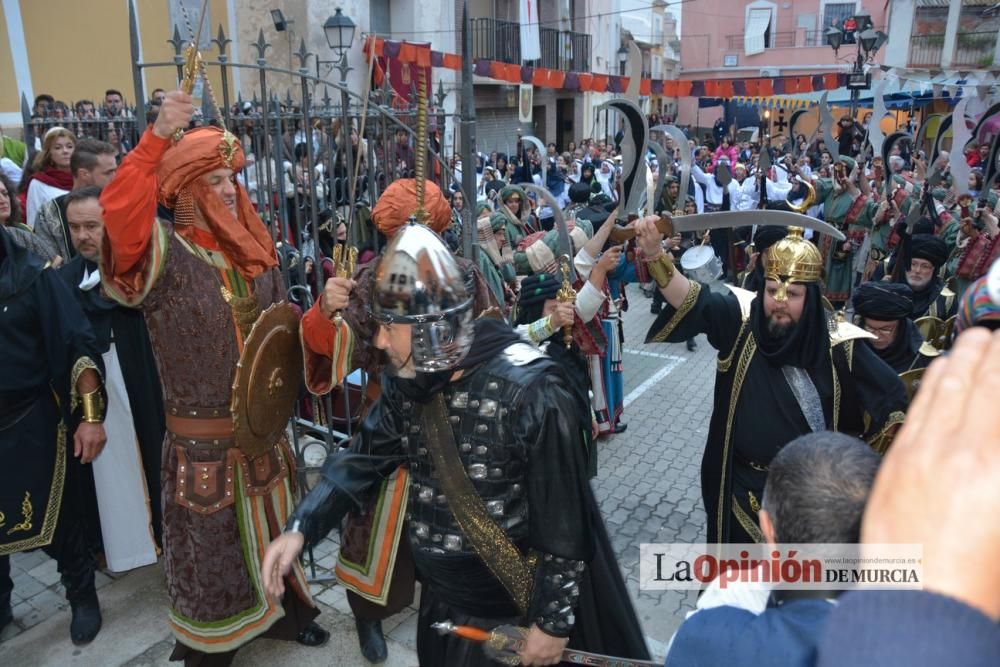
<box><xmin>759</xmin><ymin>68</ymin><xmax>780</xmax><ymax>77</ymax></box>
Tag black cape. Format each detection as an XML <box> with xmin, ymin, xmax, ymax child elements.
<box><xmin>58</xmin><ymin>256</ymin><xmax>166</xmax><ymax>546</ymax></box>
<box><xmin>646</xmin><ymin>283</ymin><xmax>907</xmax><ymax>543</ymax></box>
<box><xmin>290</xmin><ymin>317</ymin><xmax>649</xmax><ymax>664</ymax></box>
<box><xmin>0</xmin><ymin>228</ymin><xmax>103</xmax><ymax>555</ymax></box>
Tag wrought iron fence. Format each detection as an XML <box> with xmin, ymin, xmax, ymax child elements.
<box><xmin>21</xmin><ymin>4</ymin><xmax>477</xmax><ymax>580</ymax></box>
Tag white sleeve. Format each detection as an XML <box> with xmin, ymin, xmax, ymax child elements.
<box><xmin>691</xmin><ymin>164</ymin><xmax>709</xmax><ymax>186</ymax></box>
<box><xmin>574</xmin><ymin>281</ymin><xmax>606</xmax><ymax>322</ymax></box>
<box><xmin>574</xmin><ymin>247</ymin><xmax>597</xmax><ymax>280</ymax></box>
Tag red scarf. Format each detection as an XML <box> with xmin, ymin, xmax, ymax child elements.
<box><xmin>31</xmin><ymin>166</ymin><xmax>74</xmax><ymax>191</ymax></box>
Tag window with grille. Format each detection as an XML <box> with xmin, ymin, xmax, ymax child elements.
<box><xmin>822</xmin><ymin>3</ymin><xmax>856</xmax><ymax>30</ymax></box>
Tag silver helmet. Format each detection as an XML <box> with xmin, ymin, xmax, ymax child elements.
<box><xmin>371</xmin><ymin>222</ymin><xmax>474</xmax><ymax>372</ymax></box>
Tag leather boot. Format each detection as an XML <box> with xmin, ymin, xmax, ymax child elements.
<box><xmin>69</xmin><ymin>591</ymin><xmax>102</xmax><ymax>645</ymax></box>
<box><xmin>355</xmin><ymin>617</ymin><xmax>388</xmax><ymax>663</ymax></box>
<box><xmin>296</xmin><ymin>620</ymin><xmax>330</xmax><ymax>647</ymax></box>
<box><xmin>0</xmin><ymin>592</ymin><xmax>12</xmax><ymax>633</ymax></box>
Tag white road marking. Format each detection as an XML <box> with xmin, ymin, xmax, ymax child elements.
<box><xmin>623</xmin><ymin>356</ymin><xmax>687</xmax><ymax>407</ymax></box>
<box><xmin>623</xmin><ymin>348</ymin><xmax>686</xmax><ymax>361</ymax></box>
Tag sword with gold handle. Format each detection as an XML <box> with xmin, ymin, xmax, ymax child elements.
<box><xmin>431</xmin><ymin>620</ymin><xmax>660</xmax><ymax>667</ymax></box>
<box><xmin>172</xmin><ymin>0</ymin><xmax>210</xmax><ymax>142</ymax></box>
<box><xmin>329</xmin><ymin>243</ymin><xmax>358</xmax><ymax>326</ymax></box>
<box><xmin>556</xmin><ymin>255</ymin><xmax>576</xmax><ymax>349</ymax></box>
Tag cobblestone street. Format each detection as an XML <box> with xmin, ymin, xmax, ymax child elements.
<box><xmin>1</xmin><ymin>284</ymin><xmax>716</xmax><ymax>665</ymax></box>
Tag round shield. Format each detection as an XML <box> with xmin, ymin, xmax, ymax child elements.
<box><xmin>231</xmin><ymin>302</ymin><xmax>303</xmax><ymax>459</ymax></box>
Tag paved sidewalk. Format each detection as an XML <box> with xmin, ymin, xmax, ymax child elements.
<box><xmin>1</xmin><ymin>283</ymin><xmax>715</xmax><ymax>665</ymax></box>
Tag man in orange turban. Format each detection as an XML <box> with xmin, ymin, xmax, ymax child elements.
<box><xmin>98</xmin><ymin>90</ymin><xmax>326</xmax><ymax>666</ymax></box>
<box><xmin>297</xmin><ymin>178</ymin><xmax>496</xmax><ymax>662</ymax></box>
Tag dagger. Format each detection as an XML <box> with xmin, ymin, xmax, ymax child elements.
<box><xmin>431</xmin><ymin>620</ymin><xmax>660</xmax><ymax>667</ymax></box>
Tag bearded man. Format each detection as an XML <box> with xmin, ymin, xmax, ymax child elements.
<box><xmin>634</xmin><ymin>218</ymin><xmax>908</xmax><ymax>544</ymax></box>
<box><xmin>98</xmin><ymin>90</ymin><xmax>325</xmax><ymax>666</ymax></box>
<box><xmin>900</xmin><ymin>234</ymin><xmax>957</xmax><ymax>320</ymax></box>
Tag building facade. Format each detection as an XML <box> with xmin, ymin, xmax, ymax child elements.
<box><xmin>677</xmin><ymin>0</ymin><xmax>891</xmax><ymax>126</ymax></box>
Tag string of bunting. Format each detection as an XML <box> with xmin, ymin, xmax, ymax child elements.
<box><xmin>363</xmin><ymin>35</ymin><xmax>848</xmax><ymax>98</ymax></box>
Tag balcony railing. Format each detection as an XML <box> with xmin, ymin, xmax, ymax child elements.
<box><xmin>953</xmin><ymin>31</ymin><xmax>997</xmax><ymax>68</ymax></box>
<box><xmin>804</xmin><ymin>29</ymin><xmax>829</xmax><ymax>47</ymax></box>
<box><xmin>908</xmin><ymin>33</ymin><xmax>946</xmax><ymax>67</ymax></box>
<box><xmin>725</xmin><ymin>31</ymin><xmax>796</xmax><ymax>50</ymax></box>
<box><xmin>909</xmin><ymin>32</ymin><xmax>996</xmax><ymax>68</ymax></box>
<box><xmin>471</xmin><ymin>17</ymin><xmax>591</xmax><ymax>73</ymax></box>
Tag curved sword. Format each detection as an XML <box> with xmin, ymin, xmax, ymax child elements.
<box><xmin>948</xmin><ymin>96</ymin><xmax>973</xmax><ymax>198</ymax></box>
<box><xmin>646</xmin><ymin>139</ymin><xmax>672</xmax><ymax>214</ymax></box>
<box><xmin>606</xmin><ymin>209</ymin><xmax>846</xmax><ymax>245</ymax></box>
<box><xmin>914</xmin><ymin>113</ymin><xmax>942</xmax><ymax>160</ymax></box>
<box><xmin>866</xmin><ymin>78</ymin><xmax>889</xmax><ymax>160</ymax></box>
<box><xmin>788</xmin><ymin>108</ymin><xmax>811</xmax><ymax>159</ymax></box>
<box><xmin>521</xmin><ymin>183</ymin><xmax>576</xmax><ymax>282</ymax></box>
<box><xmin>522</xmin><ymin>134</ymin><xmax>547</xmax><ymax>184</ymax></box>
<box><xmin>930</xmin><ymin>113</ymin><xmax>952</xmax><ymax>168</ymax></box>
<box><xmin>881</xmin><ymin>131</ymin><xmax>913</xmax><ymax>200</ymax></box>
<box><xmin>819</xmin><ymin>92</ymin><xmax>839</xmax><ymax>160</ymax></box>
<box><xmin>596</xmin><ymin>98</ymin><xmax>648</xmax><ymax>221</ymax></box>
<box><xmin>651</xmin><ymin>124</ymin><xmax>691</xmax><ymax>214</ymax></box>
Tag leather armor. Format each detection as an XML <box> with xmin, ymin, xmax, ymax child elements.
<box><xmin>290</xmin><ymin>342</ymin><xmax>585</xmax><ymax>636</ymax></box>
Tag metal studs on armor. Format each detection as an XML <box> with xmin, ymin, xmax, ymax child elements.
<box><xmin>468</xmin><ymin>399</ymin><xmax>480</xmax><ymax>409</ymax></box>
<box><xmin>417</xmin><ymin>447</ymin><xmax>428</xmax><ymax>456</ymax></box>
<box><xmin>410</xmin><ymin>424</ymin><xmax>420</xmax><ymax>433</ymax></box>
<box><xmin>451</xmin><ymin>392</ymin><xmax>470</xmax><ymax>409</ymax></box>
<box><xmin>486</xmin><ymin>500</ymin><xmax>505</xmax><ymax>516</ymax></box>
<box><xmin>414</xmin><ymin>522</ymin><xmax>430</xmax><ymax>539</ymax></box>
<box><xmin>400</xmin><ymin>436</ymin><xmax>409</xmax><ymax>447</ymax></box>
<box><xmin>402</xmin><ymin>401</ymin><xmax>412</xmax><ymax>410</ymax></box>
<box><xmin>435</xmin><ymin>494</ymin><xmax>447</xmax><ymax>505</ymax></box>
<box><xmin>474</xmin><ymin>445</ymin><xmax>488</xmax><ymax>456</ymax></box>
<box><xmin>487</xmin><ymin>381</ymin><xmax>499</xmax><ymax>391</ymax></box>
<box><xmin>431</xmin><ymin>533</ymin><xmax>442</xmax><ymax>543</ymax></box>
<box><xmin>418</xmin><ymin>487</ymin><xmax>434</xmax><ymax>503</ymax></box>
<box><xmin>549</xmin><ymin>574</ymin><xmax>563</xmax><ymax>586</ymax></box>
<box><xmin>460</xmin><ymin>442</ymin><xmax>472</xmax><ymax>453</ymax></box>
<box><xmin>488</xmin><ymin>467</ymin><xmax>503</xmax><ymax>479</ymax></box>
<box><xmin>475</xmin><ymin>424</ymin><xmax>489</xmax><ymax>434</ymax></box>
<box><xmin>478</xmin><ymin>399</ymin><xmax>498</xmax><ymax>417</ymax></box>
<box><xmin>468</xmin><ymin>463</ymin><xmax>487</xmax><ymax>480</ymax></box>
<box><xmin>448</xmin><ymin>415</ymin><xmax>461</xmax><ymax>424</ymax></box>
<box><xmin>443</xmin><ymin>534</ymin><xmax>463</xmax><ymax>551</ymax></box>
<box><xmin>511</xmin><ymin>483</ymin><xmax>522</xmax><ymax>496</ymax></box>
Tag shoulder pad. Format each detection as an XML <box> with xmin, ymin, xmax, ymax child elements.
<box><xmin>830</xmin><ymin>319</ymin><xmax>876</xmax><ymax>347</ymax></box>
<box><xmin>502</xmin><ymin>342</ymin><xmax>547</xmax><ymax>366</ymax></box>
<box><xmin>723</xmin><ymin>284</ymin><xmax>756</xmax><ymax>319</ymax></box>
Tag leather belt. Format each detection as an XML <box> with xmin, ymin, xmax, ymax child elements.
<box><xmin>165</xmin><ymin>404</ymin><xmax>235</xmax><ymax>450</ymax></box>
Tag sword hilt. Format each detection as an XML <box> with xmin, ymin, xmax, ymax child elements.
<box><xmin>329</xmin><ymin>244</ymin><xmax>357</xmax><ymax>326</ymax></box>
<box><xmin>556</xmin><ymin>255</ymin><xmax>577</xmax><ymax>349</ymax></box>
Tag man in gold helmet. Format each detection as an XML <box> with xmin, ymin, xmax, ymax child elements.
<box><xmin>633</xmin><ymin>217</ymin><xmax>908</xmax><ymax>544</ymax></box>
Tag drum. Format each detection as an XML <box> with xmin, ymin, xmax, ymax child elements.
<box><xmin>680</xmin><ymin>245</ymin><xmax>724</xmax><ymax>283</ymax></box>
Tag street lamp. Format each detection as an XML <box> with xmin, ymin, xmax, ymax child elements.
<box><xmin>828</xmin><ymin>12</ymin><xmax>882</xmax><ymax>121</ymax></box>
<box><xmin>324</xmin><ymin>8</ymin><xmax>356</xmax><ymax>59</ymax></box>
<box><xmin>617</xmin><ymin>44</ymin><xmax>629</xmax><ymax>77</ymax></box>
<box><xmin>852</xmin><ymin>10</ymin><xmax>873</xmax><ymax>32</ymax></box>
<box><xmin>825</xmin><ymin>26</ymin><xmax>843</xmax><ymax>51</ymax></box>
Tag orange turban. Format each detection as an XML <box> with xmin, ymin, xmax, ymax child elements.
<box><xmin>157</xmin><ymin>127</ymin><xmax>277</xmax><ymax>280</ymax></box>
<box><xmin>371</xmin><ymin>179</ymin><xmax>452</xmax><ymax>237</ymax></box>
